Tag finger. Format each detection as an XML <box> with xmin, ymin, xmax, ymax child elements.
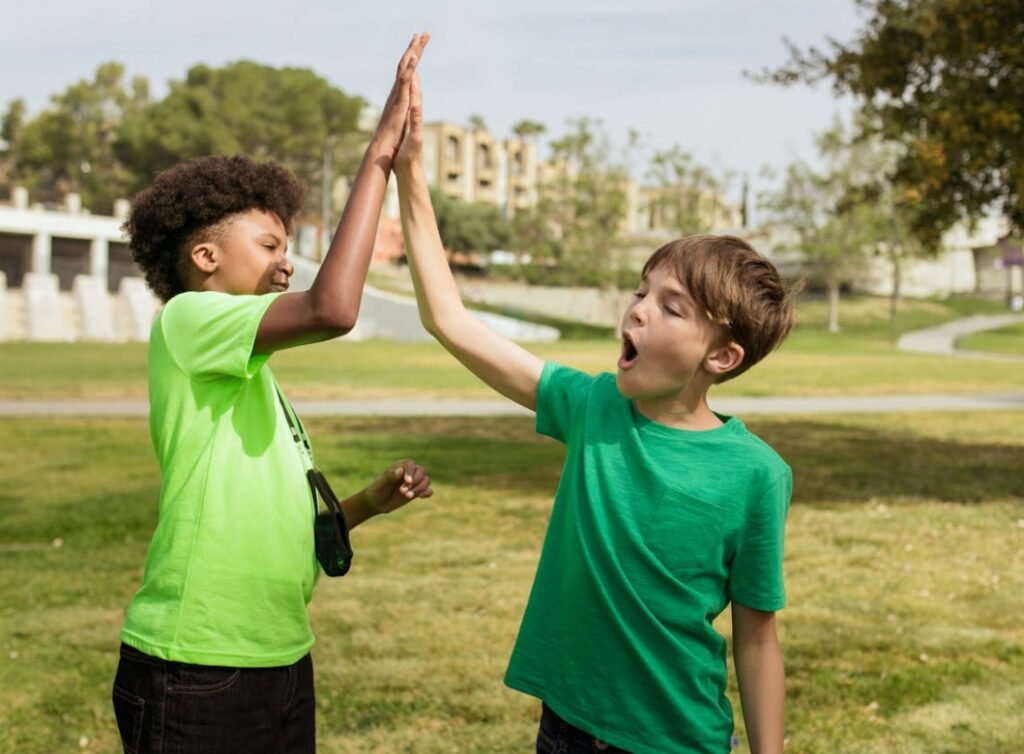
<box><xmin>411</xmin><ymin>476</ymin><xmax>431</xmax><ymax>497</ymax></box>
<box><xmin>402</xmin><ymin>459</ymin><xmax>418</xmax><ymax>484</ymax></box>
<box><xmin>397</xmin><ymin>39</ymin><xmax>423</xmax><ymax>83</ymax></box>
<box><xmin>405</xmin><ymin>465</ymin><xmax>425</xmax><ymax>489</ymax></box>
<box><xmin>396</xmin><ymin>33</ymin><xmax>420</xmax><ymax>77</ymax></box>
<box><xmin>391</xmin><ymin>462</ymin><xmax>405</xmax><ymax>481</ymax></box>
<box><xmin>410</xmin><ymin>72</ymin><xmax>423</xmax><ymax>122</ymax></box>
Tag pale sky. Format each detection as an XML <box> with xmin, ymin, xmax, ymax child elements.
<box><xmin>2</xmin><ymin>0</ymin><xmax>862</xmax><ymax>202</ymax></box>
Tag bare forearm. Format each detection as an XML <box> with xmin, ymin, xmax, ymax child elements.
<box><xmin>735</xmin><ymin>637</ymin><xmax>785</xmax><ymax>754</ymax></box>
<box><xmin>338</xmin><ymin>487</ymin><xmax>376</xmax><ymax>530</ymax></box>
<box><xmin>308</xmin><ymin>140</ymin><xmax>394</xmax><ymax>329</ymax></box>
<box><xmin>395</xmin><ymin>164</ymin><xmax>543</xmax><ymax>408</ymax></box>
<box><xmin>395</xmin><ymin>165</ymin><xmax>468</xmax><ymax>334</ymax></box>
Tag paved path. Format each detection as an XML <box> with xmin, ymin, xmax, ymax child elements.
<box><xmin>4</xmin><ymin>316</ymin><xmax>1022</xmax><ymax>418</ymax></box>
<box><xmin>4</xmin><ymin>393</ymin><xmax>1024</xmax><ymax>417</ymax></box>
<box><xmin>897</xmin><ymin>313</ymin><xmax>1024</xmax><ymax>358</ymax></box>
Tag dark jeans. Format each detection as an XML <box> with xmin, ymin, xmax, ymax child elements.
<box><xmin>536</xmin><ymin>703</ymin><xmax>632</xmax><ymax>754</ymax></box>
<box><xmin>111</xmin><ymin>642</ymin><xmax>315</xmax><ymax>754</ymax></box>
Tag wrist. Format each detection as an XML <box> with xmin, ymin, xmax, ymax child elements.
<box><xmin>394</xmin><ymin>159</ymin><xmax>425</xmax><ymax>183</ymax></box>
<box><xmin>366</xmin><ymin>136</ymin><xmax>397</xmax><ymax>164</ymax></box>
<box><xmin>342</xmin><ymin>488</ymin><xmax>378</xmax><ymax>530</ymax></box>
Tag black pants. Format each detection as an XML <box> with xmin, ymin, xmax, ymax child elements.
<box><xmin>536</xmin><ymin>703</ymin><xmax>631</xmax><ymax>754</ymax></box>
<box><xmin>111</xmin><ymin>643</ymin><xmax>315</xmax><ymax>754</ymax></box>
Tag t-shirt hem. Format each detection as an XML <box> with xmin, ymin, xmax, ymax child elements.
<box><xmin>729</xmin><ymin>593</ymin><xmax>786</xmax><ymax>612</ymax></box>
<box><xmin>505</xmin><ymin>675</ymin><xmax>726</xmax><ymax>754</ymax></box>
<box><xmin>120</xmin><ymin>630</ymin><xmax>314</xmax><ymax>668</ymax></box>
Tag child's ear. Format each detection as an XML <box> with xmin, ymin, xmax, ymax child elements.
<box><xmin>190</xmin><ymin>242</ymin><xmax>219</xmax><ymax>275</ymax></box>
<box><xmin>704</xmin><ymin>341</ymin><xmax>744</xmax><ymax>378</ymax></box>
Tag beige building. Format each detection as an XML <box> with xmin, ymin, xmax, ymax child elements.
<box><xmin>417</xmin><ymin>119</ymin><xmax>739</xmax><ymax>238</ymax></box>
<box><xmin>420</xmin><ymin>122</ymin><xmax>539</xmax><ymax>217</ymax></box>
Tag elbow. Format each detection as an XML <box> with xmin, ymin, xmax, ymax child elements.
<box><xmin>313</xmin><ymin>302</ymin><xmax>358</xmax><ymax>337</ymax></box>
<box><xmin>421</xmin><ymin>314</ymin><xmax>441</xmax><ymax>339</ymax></box>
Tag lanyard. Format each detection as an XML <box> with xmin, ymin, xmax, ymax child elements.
<box><xmin>274</xmin><ymin>384</ymin><xmax>315</xmax><ymax>471</ymax></box>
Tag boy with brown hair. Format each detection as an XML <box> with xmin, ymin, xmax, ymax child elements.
<box><xmin>111</xmin><ymin>35</ymin><xmax>434</xmax><ymax>754</ymax></box>
<box><xmin>394</xmin><ymin>70</ymin><xmax>794</xmax><ymax>754</ymax></box>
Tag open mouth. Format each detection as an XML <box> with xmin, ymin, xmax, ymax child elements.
<box><xmin>618</xmin><ymin>332</ymin><xmax>639</xmax><ymax>369</ymax></box>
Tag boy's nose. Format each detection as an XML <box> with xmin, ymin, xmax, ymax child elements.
<box><xmin>280</xmin><ymin>257</ymin><xmax>294</xmax><ymax>278</ymax></box>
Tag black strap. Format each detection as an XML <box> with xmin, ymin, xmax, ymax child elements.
<box><xmin>274</xmin><ymin>386</ymin><xmax>312</xmax><ymax>461</ymax></box>
<box><xmin>274</xmin><ymin>386</ymin><xmax>347</xmax><ymax>516</ymax></box>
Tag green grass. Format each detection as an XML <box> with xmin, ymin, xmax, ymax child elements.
<box><xmin>958</xmin><ymin>321</ymin><xmax>1024</xmax><ymax>356</ymax></box>
<box><xmin>1</xmin><ymin>295</ymin><xmax>1022</xmax><ymax>400</ymax></box>
<box><xmin>1</xmin><ymin>412</ymin><xmax>1022</xmax><ymax>753</ymax></box>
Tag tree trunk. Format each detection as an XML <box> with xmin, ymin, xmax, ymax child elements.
<box><xmin>827</xmin><ymin>277</ymin><xmax>841</xmax><ymax>334</ymax></box>
<box><xmin>889</xmin><ymin>253</ymin><xmax>902</xmax><ymax>324</ymax></box>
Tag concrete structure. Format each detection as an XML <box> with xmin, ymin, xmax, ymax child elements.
<box><xmin>857</xmin><ymin>215</ymin><xmax>1013</xmax><ymax>298</ymax></box>
<box><xmin>289</xmin><ymin>255</ymin><xmax>558</xmax><ymax>343</ymax></box>
<box><xmin>0</xmin><ymin>191</ymin><xmax>164</xmax><ymax>342</ymax></box>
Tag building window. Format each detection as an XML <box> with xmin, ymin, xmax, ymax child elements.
<box><xmin>446</xmin><ymin>136</ymin><xmax>460</xmax><ymax>162</ymax></box>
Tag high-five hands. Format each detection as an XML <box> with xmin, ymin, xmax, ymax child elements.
<box><xmin>374</xmin><ymin>32</ymin><xmax>431</xmax><ymax>160</ymax></box>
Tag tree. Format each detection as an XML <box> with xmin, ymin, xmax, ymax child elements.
<box><xmin>0</xmin><ymin>98</ymin><xmax>25</xmax><ymax>188</ymax></box>
<box><xmin>761</xmin><ymin>120</ymin><xmax>897</xmax><ymax>333</ymax></box>
<box><xmin>760</xmin><ymin>0</ymin><xmax>1024</xmax><ymax>246</ymax></box>
<box><xmin>467</xmin><ymin>114</ymin><xmax>488</xmax><ymax>132</ymax></box>
<box><xmin>429</xmin><ymin>187</ymin><xmax>512</xmax><ymax>256</ymax></box>
<box><xmin>645</xmin><ymin>145</ymin><xmax>732</xmax><ymax>236</ymax></box>
<box><xmin>116</xmin><ymin>61</ymin><xmax>364</xmax><ymax>213</ymax></box>
<box><xmin>511</xmin><ymin>119</ymin><xmax>546</xmax><ymax>140</ymax></box>
<box><xmin>514</xmin><ymin>118</ymin><xmax>631</xmax><ymax>287</ymax></box>
<box><xmin>8</xmin><ymin>63</ymin><xmax>149</xmax><ymax>212</ymax></box>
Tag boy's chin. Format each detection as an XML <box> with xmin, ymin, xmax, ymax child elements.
<box><xmin>615</xmin><ymin>370</ymin><xmax>641</xmax><ymax>399</ymax></box>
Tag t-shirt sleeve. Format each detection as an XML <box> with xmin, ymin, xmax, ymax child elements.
<box><xmin>534</xmin><ymin>361</ymin><xmax>596</xmax><ymax>444</ymax></box>
<box><xmin>727</xmin><ymin>467</ymin><xmax>792</xmax><ymax>612</ymax></box>
<box><xmin>159</xmin><ymin>291</ymin><xmax>283</xmax><ymax>380</ymax></box>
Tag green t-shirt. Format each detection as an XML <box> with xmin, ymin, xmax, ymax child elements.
<box><xmin>504</xmin><ymin>363</ymin><xmax>792</xmax><ymax>754</ymax></box>
<box><xmin>121</xmin><ymin>291</ymin><xmax>319</xmax><ymax>667</ymax></box>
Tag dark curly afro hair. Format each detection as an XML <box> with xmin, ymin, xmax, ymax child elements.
<box><xmin>123</xmin><ymin>154</ymin><xmax>306</xmax><ymax>302</ymax></box>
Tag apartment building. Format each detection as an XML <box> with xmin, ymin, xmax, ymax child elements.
<box><xmin>420</xmin><ymin>122</ymin><xmax>538</xmax><ymax>217</ymax></box>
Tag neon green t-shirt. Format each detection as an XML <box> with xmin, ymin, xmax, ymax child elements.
<box><xmin>121</xmin><ymin>291</ymin><xmax>319</xmax><ymax>667</ymax></box>
<box><xmin>504</xmin><ymin>363</ymin><xmax>792</xmax><ymax>754</ymax></box>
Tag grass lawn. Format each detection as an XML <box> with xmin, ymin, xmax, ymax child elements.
<box><xmin>957</xmin><ymin>321</ymin><xmax>1024</xmax><ymax>356</ymax></box>
<box><xmin>1</xmin><ymin>295</ymin><xmax>1023</xmax><ymax>400</ymax></box>
<box><xmin>1</xmin><ymin>412</ymin><xmax>1021</xmax><ymax>754</ymax></box>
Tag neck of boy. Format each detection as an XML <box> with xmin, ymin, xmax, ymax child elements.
<box><xmin>634</xmin><ymin>392</ymin><xmax>723</xmax><ymax>431</ymax></box>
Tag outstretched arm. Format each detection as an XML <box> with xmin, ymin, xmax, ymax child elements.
<box><xmin>733</xmin><ymin>602</ymin><xmax>785</xmax><ymax>754</ymax></box>
<box><xmin>255</xmin><ymin>33</ymin><xmax>430</xmax><ymax>353</ymax></box>
<box><xmin>394</xmin><ymin>72</ymin><xmax>544</xmax><ymax>409</ymax></box>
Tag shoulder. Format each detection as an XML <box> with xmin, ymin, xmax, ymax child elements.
<box><xmin>161</xmin><ymin>291</ymin><xmax>224</xmax><ymax>324</ymax></box>
<box><xmin>728</xmin><ymin>421</ymin><xmax>792</xmax><ymax>491</ymax></box>
<box><xmin>591</xmin><ymin>371</ymin><xmax>623</xmax><ymax>399</ymax></box>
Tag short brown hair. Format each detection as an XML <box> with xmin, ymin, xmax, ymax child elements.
<box><xmin>642</xmin><ymin>235</ymin><xmax>796</xmax><ymax>382</ymax></box>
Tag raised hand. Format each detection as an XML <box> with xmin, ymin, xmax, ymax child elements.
<box><xmin>395</xmin><ymin>70</ymin><xmax>424</xmax><ymax>174</ymax></box>
<box><xmin>373</xmin><ymin>33</ymin><xmax>430</xmax><ymax>159</ymax></box>
<box><xmin>365</xmin><ymin>459</ymin><xmax>433</xmax><ymax>515</ymax></box>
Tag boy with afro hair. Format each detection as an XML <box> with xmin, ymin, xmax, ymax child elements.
<box><xmin>111</xmin><ymin>35</ymin><xmax>432</xmax><ymax>754</ymax></box>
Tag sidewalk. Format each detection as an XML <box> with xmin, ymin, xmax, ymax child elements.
<box><xmin>896</xmin><ymin>313</ymin><xmax>1024</xmax><ymax>358</ymax></box>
